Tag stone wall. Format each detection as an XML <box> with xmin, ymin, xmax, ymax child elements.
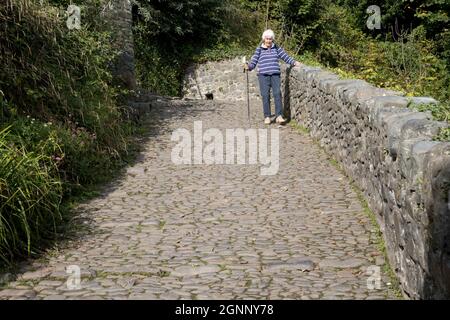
<box><xmin>183</xmin><ymin>57</ymin><xmax>261</xmax><ymax>102</ymax></box>
<box><xmin>182</xmin><ymin>58</ymin><xmax>450</xmax><ymax>299</ymax></box>
<box><xmin>281</xmin><ymin>64</ymin><xmax>450</xmax><ymax>299</ymax></box>
<box><xmin>102</xmin><ymin>0</ymin><xmax>136</xmax><ymax>90</ymax></box>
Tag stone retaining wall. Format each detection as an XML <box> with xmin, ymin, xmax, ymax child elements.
<box><xmin>281</xmin><ymin>64</ymin><xmax>450</xmax><ymax>299</ymax></box>
<box><xmin>183</xmin><ymin>57</ymin><xmax>261</xmax><ymax>102</ymax></box>
<box><xmin>182</xmin><ymin>58</ymin><xmax>450</xmax><ymax>299</ymax></box>
<box><xmin>102</xmin><ymin>0</ymin><xmax>136</xmax><ymax>90</ymax></box>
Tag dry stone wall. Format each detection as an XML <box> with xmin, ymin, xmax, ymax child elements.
<box><xmin>183</xmin><ymin>57</ymin><xmax>262</xmax><ymax>102</ymax></box>
<box><xmin>281</xmin><ymin>64</ymin><xmax>450</xmax><ymax>299</ymax></box>
<box><xmin>102</xmin><ymin>0</ymin><xmax>136</xmax><ymax>90</ymax></box>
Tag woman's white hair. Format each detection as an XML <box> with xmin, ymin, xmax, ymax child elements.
<box><xmin>261</xmin><ymin>29</ymin><xmax>275</xmax><ymax>40</ymax></box>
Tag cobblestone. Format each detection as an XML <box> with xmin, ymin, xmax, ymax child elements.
<box><xmin>0</xmin><ymin>99</ymin><xmax>398</xmax><ymax>299</ymax></box>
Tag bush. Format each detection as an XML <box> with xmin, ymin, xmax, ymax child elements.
<box><xmin>132</xmin><ymin>0</ymin><xmax>261</xmax><ymax>96</ymax></box>
<box><xmin>0</xmin><ymin>0</ymin><xmax>138</xmax><ymax>264</ymax></box>
<box><xmin>0</xmin><ymin>126</ymin><xmax>63</xmax><ymax>263</ymax></box>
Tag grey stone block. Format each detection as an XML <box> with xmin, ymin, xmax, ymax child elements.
<box><xmin>423</xmin><ymin>143</ymin><xmax>450</xmax><ymax>299</ymax></box>
<box><xmin>385</xmin><ymin>113</ymin><xmax>432</xmax><ymax>159</ymax></box>
<box><xmin>411</xmin><ymin>97</ymin><xmax>439</xmax><ymax>105</ymax></box>
<box><xmin>399</xmin><ymin>140</ymin><xmax>440</xmax><ymax>184</ymax></box>
<box><xmin>374</xmin><ymin>96</ymin><xmax>410</xmax><ymax>109</ymax></box>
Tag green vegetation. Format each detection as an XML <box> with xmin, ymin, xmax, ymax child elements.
<box><xmin>132</xmin><ymin>0</ymin><xmax>263</xmax><ymax>96</ymax></box>
<box><xmin>289</xmin><ymin>121</ymin><xmax>310</xmax><ymax>134</ymax></box>
<box><xmin>0</xmin><ymin>0</ymin><xmax>140</xmax><ymax>265</ymax></box>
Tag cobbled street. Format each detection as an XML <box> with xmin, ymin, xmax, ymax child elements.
<box><xmin>0</xmin><ymin>98</ymin><xmax>399</xmax><ymax>300</ymax></box>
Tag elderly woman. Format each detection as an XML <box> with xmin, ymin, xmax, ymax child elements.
<box><xmin>244</xmin><ymin>29</ymin><xmax>300</xmax><ymax>124</ymax></box>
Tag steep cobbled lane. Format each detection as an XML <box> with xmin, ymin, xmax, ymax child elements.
<box><xmin>0</xmin><ymin>98</ymin><xmax>398</xmax><ymax>299</ymax></box>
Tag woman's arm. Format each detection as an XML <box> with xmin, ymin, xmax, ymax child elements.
<box><xmin>247</xmin><ymin>47</ymin><xmax>262</xmax><ymax>71</ymax></box>
<box><xmin>277</xmin><ymin>46</ymin><xmax>296</xmax><ymax>66</ymax></box>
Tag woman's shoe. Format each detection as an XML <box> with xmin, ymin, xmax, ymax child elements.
<box><xmin>264</xmin><ymin>117</ymin><xmax>272</xmax><ymax>124</ymax></box>
<box><xmin>275</xmin><ymin>115</ymin><xmax>286</xmax><ymax>124</ymax></box>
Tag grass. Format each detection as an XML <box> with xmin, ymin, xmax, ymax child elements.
<box><xmin>289</xmin><ymin>122</ymin><xmax>310</xmax><ymax>135</ymax></box>
<box><xmin>157</xmin><ymin>270</ymin><xmax>171</xmax><ymax>278</ymax></box>
<box><xmin>289</xmin><ymin>119</ymin><xmax>404</xmax><ymax>299</ymax></box>
<box><xmin>350</xmin><ymin>184</ymin><xmax>404</xmax><ymax>299</ymax></box>
<box><xmin>0</xmin><ymin>126</ymin><xmax>64</xmax><ymax>264</ymax></box>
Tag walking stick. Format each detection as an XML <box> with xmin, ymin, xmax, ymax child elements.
<box><xmin>242</xmin><ymin>56</ymin><xmax>250</xmax><ymax>125</ymax></box>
